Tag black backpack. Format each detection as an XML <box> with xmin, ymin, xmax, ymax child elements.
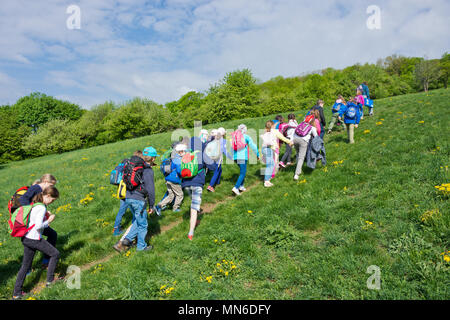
<box><xmin>122</xmin><ymin>156</ymin><xmax>147</xmax><ymax>191</ymax></box>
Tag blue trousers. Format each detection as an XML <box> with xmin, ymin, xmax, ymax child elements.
<box><xmin>113</xmin><ymin>199</ymin><xmax>130</xmax><ymax>230</ymax></box>
<box><xmin>209</xmin><ymin>163</ymin><xmax>222</xmax><ymax>187</ymax></box>
<box><xmin>262</xmin><ymin>147</ymin><xmax>274</xmax><ymax>182</ymax></box>
<box><xmin>124</xmin><ymin>199</ymin><xmax>148</xmax><ymax>251</ymax></box>
<box><xmin>235</xmin><ymin>160</ymin><xmax>247</xmax><ymax>189</ymax></box>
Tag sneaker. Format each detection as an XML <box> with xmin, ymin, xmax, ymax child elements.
<box><xmin>140</xmin><ymin>245</ymin><xmax>153</xmax><ymax>252</ymax></box>
<box><xmin>46</xmin><ymin>276</ymin><xmax>64</xmax><ymax>288</ymax></box>
<box><xmin>160</xmin><ymin>205</ymin><xmax>167</xmax><ymax>211</ymax></box>
<box><xmin>327</xmin><ymin>130</ymin><xmax>332</xmax><ymax>134</ymax></box>
<box><xmin>122</xmin><ymin>238</ymin><xmax>132</xmax><ymax>247</ymax></box>
<box><xmin>155</xmin><ymin>205</ymin><xmax>162</xmax><ymax>217</ymax></box>
<box><xmin>113</xmin><ymin>228</ymin><xmax>124</xmax><ymax>236</ymax></box>
<box><xmin>294</xmin><ymin>175</ymin><xmax>299</xmax><ymax>181</ymax></box>
<box><xmin>173</xmin><ymin>208</ymin><xmax>181</xmax><ymax>213</ymax></box>
<box><xmin>232</xmin><ymin>187</ymin><xmax>241</xmax><ymax>196</ymax></box>
<box><xmin>188</xmin><ymin>234</ymin><xmax>194</xmax><ymax>241</ymax></box>
<box><xmin>279</xmin><ymin>161</ymin><xmax>286</xmax><ymax>168</ymax></box>
<box><xmin>286</xmin><ymin>162</ymin><xmax>292</xmax><ymax>166</ymax></box>
<box><xmin>12</xmin><ymin>291</ymin><xmax>26</xmax><ymax>300</ymax></box>
<box><xmin>239</xmin><ymin>186</ymin><xmax>246</xmax><ymax>192</ymax></box>
<box><xmin>264</xmin><ymin>181</ymin><xmax>273</xmax><ymax>187</ymax></box>
<box><xmin>207</xmin><ymin>186</ymin><xmax>215</xmax><ymax>192</ymax></box>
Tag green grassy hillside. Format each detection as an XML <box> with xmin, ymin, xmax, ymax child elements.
<box><xmin>0</xmin><ymin>89</ymin><xmax>449</xmax><ymax>300</ymax></box>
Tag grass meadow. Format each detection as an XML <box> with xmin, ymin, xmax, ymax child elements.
<box><xmin>0</xmin><ymin>89</ymin><xmax>448</xmax><ymax>300</ymax></box>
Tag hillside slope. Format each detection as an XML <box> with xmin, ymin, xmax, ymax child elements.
<box><xmin>0</xmin><ymin>89</ymin><xmax>448</xmax><ymax>300</ymax></box>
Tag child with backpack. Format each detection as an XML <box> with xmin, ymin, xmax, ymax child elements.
<box><xmin>230</xmin><ymin>124</ymin><xmax>260</xmax><ymax>196</ymax></box>
<box><xmin>113</xmin><ymin>147</ymin><xmax>158</xmax><ymax>253</ymax></box>
<box><xmin>177</xmin><ymin>136</ymin><xmax>216</xmax><ymax>240</ymax></box>
<box><xmin>12</xmin><ymin>186</ymin><xmax>61</xmax><ymax>300</ymax></box>
<box><xmin>327</xmin><ymin>95</ymin><xmax>346</xmax><ymax>134</ymax></box>
<box><xmin>206</xmin><ymin>128</ymin><xmax>233</xmax><ymax>192</ymax></box>
<box><xmin>260</xmin><ymin>120</ymin><xmax>294</xmax><ymax>187</ymax></box>
<box><xmin>279</xmin><ymin>114</ymin><xmax>298</xmax><ymax>168</ymax></box>
<box><xmin>17</xmin><ymin>174</ymin><xmax>58</xmax><ymax>268</ymax></box>
<box><xmin>355</xmin><ymin>89</ymin><xmax>365</xmax><ymax>120</ymax></box>
<box><xmin>292</xmin><ymin>115</ymin><xmax>319</xmax><ymax>180</ymax></box>
<box><xmin>155</xmin><ymin>144</ymin><xmax>186</xmax><ymax>213</ymax></box>
<box><xmin>338</xmin><ymin>97</ymin><xmax>361</xmax><ymax>144</ymax></box>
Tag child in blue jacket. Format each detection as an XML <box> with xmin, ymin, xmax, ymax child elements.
<box><xmin>156</xmin><ymin>143</ymin><xmax>186</xmax><ymax>214</ymax></box>
<box><xmin>338</xmin><ymin>97</ymin><xmax>361</xmax><ymax>144</ymax></box>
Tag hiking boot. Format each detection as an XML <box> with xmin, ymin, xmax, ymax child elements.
<box><xmin>122</xmin><ymin>238</ymin><xmax>132</xmax><ymax>247</ymax></box>
<box><xmin>232</xmin><ymin>187</ymin><xmax>241</xmax><ymax>196</ymax></box>
<box><xmin>113</xmin><ymin>240</ymin><xmax>130</xmax><ymax>253</ymax></box>
<box><xmin>207</xmin><ymin>186</ymin><xmax>215</xmax><ymax>192</ymax></box>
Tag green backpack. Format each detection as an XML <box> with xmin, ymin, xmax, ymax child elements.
<box><xmin>180</xmin><ymin>150</ymin><xmax>203</xmax><ymax>178</ymax></box>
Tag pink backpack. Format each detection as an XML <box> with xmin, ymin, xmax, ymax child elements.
<box><xmin>295</xmin><ymin>122</ymin><xmax>312</xmax><ymax>137</ymax></box>
<box><xmin>278</xmin><ymin>123</ymin><xmax>290</xmax><ymax>137</ymax></box>
<box><xmin>231</xmin><ymin>130</ymin><xmax>247</xmax><ymax>151</ymax></box>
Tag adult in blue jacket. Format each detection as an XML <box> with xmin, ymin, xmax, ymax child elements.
<box><xmin>338</xmin><ymin>99</ymin><xmax>361</xmax><ymax>144</ymax></box>
<box><xmin>113</xmin><ymin>147</ymin><xmax>158</xmax><ymax>252</ymax></box>
<box><xmin>176</xmin><ymin>136</ymin><xmax>216</xmax><ymax>241</ymax></box>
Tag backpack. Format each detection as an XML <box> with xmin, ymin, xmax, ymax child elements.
<box><xmin>8</xmin><ymin>186</ymin><xmax>29</xmax><ymax>215</ymax></box>
<box><xmin>272</xmin><ymin>120</ymin><xmax>280</xmax><ymax>130</ymax></box>
<box><xmin>205</xmin><ymin>139</ymin><xmax>221</xmax><ymax>160</ymax></box>
<box><xmin>231</xmin><ymin>130</ymin><xmax>247</xmax><ymax>151</ymax></box>
<box><xmin>110</xmin><ymin>159</ymin><xmax>128</xmax><ymax>185</ymax></box>
<box><xmin>117</xmin><ymin>180</ymin><xmax>126</xmax><ymax>200</ymax></box>
<box><xmin>278</xmin><ymin>123</ymin><xmax>291</xmax><ymax>137</ymax></box>
<box><xmin>364</xmin><ymin>98</ymin><xmax>373</xmax><ymax>107</ymax></box>
<box><xmin>122</xmin><ymin>156</ymin><xmax>146</xmax><ymax>191</ymax></box>
<box><xmin>160</xmin><ymin>158</ymin><xmax>173</xmax><ymax>177</ymax></box>
<box><xmin>180</xmin><ymin>150</ymin><xmax>203</xmax><ymax>178</ymax></box>
<box><xmin>8</xmin><ymin>203</ymin><xmax>43</xmax><ymax>238</ymax></box>
<box><xmin>295</xmin><ymin>122</ymin><xmax>313</xmax><ymax>137</ymax></box>
<box><xmin>345</xmin><ymin>104</ymin><xmax>357</xmax><ymax>119</ymax></box>
<box><xmin>332</xmin><ymin>102</ymin><xmax>342</xmax><ymax>112</ymax></box>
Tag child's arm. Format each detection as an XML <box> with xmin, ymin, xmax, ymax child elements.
<box><xmin>274</xmin><ymin>129</ymin><xmax>292</xmax><ymax>145</ymax></box>
<box><xmin>19</xmin><ymin>185</ymin><xmax>41</xmax><ymax>206</ymax></box>
<box><xmin>246</xmin><ymin>135</ymin><xmax>260</xmax><ymax>158</ymax></box>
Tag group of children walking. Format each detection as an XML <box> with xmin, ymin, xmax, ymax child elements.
<box><xmin>8</xmin><ymin>83</ymin><xmax>373</xmax><ymax>300</ymax></box>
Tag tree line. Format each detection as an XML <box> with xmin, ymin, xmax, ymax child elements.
<box><xmin>1</xmin><ymin>53</ymin><xmax>448</xmax><ymax>164</ymax></box>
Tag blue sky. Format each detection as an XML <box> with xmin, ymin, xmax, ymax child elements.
<box><xmin>0</xmin><ymin>0</ymin><xmax>449</xmax><ymax>109</ymax></box>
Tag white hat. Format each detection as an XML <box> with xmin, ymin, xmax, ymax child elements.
<box><xmin>238</xmin><ymin>124</ymin><xmax>247</xmax><ymax>134</ymax></box>
<box><xmin>175</xmin><ymin>144</ymin><xmax>187</xmax><ymax>152</ymax></box>
<box><xmin>210</xmin><ymin>129</ymin><xmax>218</xmax><ymax>136</ymax></box>
<box><xmin>218</xmin><ymin>127</ymin><xmax>226</xmax><ymax>136</ymax></box>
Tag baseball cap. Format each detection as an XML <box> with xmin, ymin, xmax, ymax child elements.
<box><xmin>143</xmin><ymin>146</ymin><xmax>159</xmax><ymax>157</ymax></box>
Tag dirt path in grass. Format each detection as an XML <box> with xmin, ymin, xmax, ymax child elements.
<box><xmin>30</xmin><ymin>181</ymin><xmax>261</xmax><ymax>295</ymax></box>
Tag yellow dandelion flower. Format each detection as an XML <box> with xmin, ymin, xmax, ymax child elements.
<box><xmin>248</xmin><ymin>210</ymin><xmax>253</xmax><ymax>214</ymax></box>
<box><xmin>418</xmin><ymin>121</ymin><xmax>424</xmax><ymax>124</ymax></box>
<box><xmin>444</xmin><ymin>255</ymin><xmax>450</xmax><ymax>263</ymax></box>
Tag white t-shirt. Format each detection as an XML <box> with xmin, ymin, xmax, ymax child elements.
<box><xmin>25</xmin><ymin>204</ymin><xmax>50</xmax><ymax>240</ymax></box>
<box><xmin>286</xmin><ymin>120</ymin><xmax>299</xmax><ymax>140</ymax></box>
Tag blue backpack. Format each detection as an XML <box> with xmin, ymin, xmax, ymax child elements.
<box><xmin>160</xmin><ymin>158</ymin><xmax>173</xmax><ymax>177</ymax></box>
<box><xmin>332</xmin><ymin>103</ymin><xmax>342</xmax><ymax>112</ymax></box>
<box><xmin>110</xmin><ymin>159</ymin><xmax>127</xmax><ymax>185</ymax></box>
<box><xmin>345</xmin><ymin>104</ymin><xmax>357</xmax><ymax>119</ymax></box>
<box><xmin>364</xmin><ymin>98</ymin><xmax>373</xmax><ymax>107</ymax></box>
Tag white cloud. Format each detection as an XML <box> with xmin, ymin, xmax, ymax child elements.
<box><xmin>0</xmin><ymin>0</ymin><xmax>449</xmax><ymax>107</ymax></box>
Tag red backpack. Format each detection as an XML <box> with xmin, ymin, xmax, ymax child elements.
<box><xmin>8</xmin><ymin>203</ymin><xmax>43</xmax><ymax>237</ymax></box>
<box><xmin>8</xmin><ymin>186</ymin><xmax>29</xmax><ymax>215</ymax></box>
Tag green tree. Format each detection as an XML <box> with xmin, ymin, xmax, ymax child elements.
<box><xmin>15</xmin><ymin>92</ymin><xmax>83</xmax><ymax>132</ymax></box>
<box><xmin>439</xmin><ymin>52</ymin><xmax>450</xmax><ymax>89</ymax></box>
<box><xmin>22</xmin><ymin>119</ymin><xmax>83</xmax><ymax>156</ymax></box>
<box><xmin>0</xmin><ymin>105</ymin><xmax>30</xmax><ymax>163</ymax></box>
<box><xmin>415</xmin><ymin>59</ymin><xmax>440</xmax><ymax>92</ymax></box>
